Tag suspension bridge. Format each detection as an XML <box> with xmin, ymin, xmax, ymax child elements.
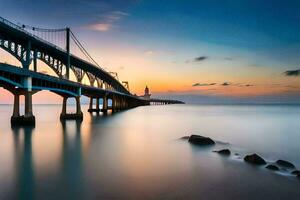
<box><xmin>0</xmin><ymin>16</ymin><xmax>184</xmax><ymax>126</ymax></box>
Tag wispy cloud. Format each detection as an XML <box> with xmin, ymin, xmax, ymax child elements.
<box><xmin>221</xmin><ymin>82</ymin><xmax>231</xmax><ymax>86</ymax></box>
<box><xmin>194</xmin><ymin>56</ymin><xmax>208</xmax><ymax>62</ymax></box>
<box><xmin>86</xmin><ymin>10</ymin><xmax>129</xmax><ymax>32</ymax></box>
<box><xmin>186</xmin><ymin>56</ymin><xmax>208</xmax><ymax>63</ymax></box>
<box><xmin>221</xmin><ymin>82</ymin><xmax>254</xmax><ymax>87</ymax></box>
<box><xmin>88</xmin><ymin>23</ymin><xmax>112</xmax><ymax>32</ymax></box>
<box><xmin>192</xmin><ymin>82</ymin><xmax>254</xmax><ymax>87</ymax></box>
<box><xmin>192</xmin><ymin>83</ymin><xmax>216</xmax><ymax>87</ymax></box>
<box><xmin>144</xmin><ymin>50</ymin><xmax>154</xmax><ymax>55</ymax></box>
<box><xmin>224</xmin><ymin>57</ymin><xmax>234</xmax><ymax>61</ymax></box>
<box><xmin>284</xmin><ymin>69</ymin><xmax>300</xmax><ymax>76</ymax></box>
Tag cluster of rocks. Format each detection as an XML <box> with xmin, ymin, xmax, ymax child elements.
<box><xmin>242</xmin><ymin>154</ymin><xmax>299</xmax><ymax>178</ymax></box>
<box><xmin>185</xmin><ymin>134</ymin><xmax>300</xmax><ymax>179</ymax></box>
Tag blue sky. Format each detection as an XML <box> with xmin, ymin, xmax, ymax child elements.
<box><xmin>0</xmin><ymin>0</ymin><xmax>299</xmax><ymax>103</ymax></box>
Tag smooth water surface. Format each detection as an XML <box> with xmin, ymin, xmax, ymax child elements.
<box><xmin>0</xmin><ymin>104</ymin><xmax>299</xmax><ymax>200</ymax></box>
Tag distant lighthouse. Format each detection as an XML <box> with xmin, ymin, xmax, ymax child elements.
<box><xmin>143</xmin><ymin>85</ymin><xmax>151</xmax><ymax>100</ymax></box>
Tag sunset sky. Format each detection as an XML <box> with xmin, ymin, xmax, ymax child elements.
<box><xmin>0</xmin><ymin>0</ymin><xmax>300</xmax><ymax>103</ymax></box>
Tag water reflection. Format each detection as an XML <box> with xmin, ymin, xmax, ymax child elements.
<box><xmin>11</xmin><ymin>119</ymin><xmax>88</xmax><ymax>200</ymax></box>
<box><xmin>60</xmin><ymin>120</ymin><xmax>84</xmax><ymax>199</ymax></box>
<box><xmin>12</xmin><ymin>126</ymin><xmax>35</xmax><ymax>200</ymax></box>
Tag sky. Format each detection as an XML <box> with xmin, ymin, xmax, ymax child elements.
<box><xmin>0</xmin><ymin>0</ymin><xmax>300</xmax><ymax>104</ymax></box>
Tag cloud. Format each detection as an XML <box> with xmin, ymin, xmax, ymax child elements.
<box><xmin>221</xmin><ymin>82</ymin><xmax>231</xmax><ymax>86</ymax></box>
<box><xmin>220</xmin><ymin>82</ymin><xmax>254</xmax><ymax>87</ymax></box>
<box><xmin>192</xmin><ymin>82</ymin><xmax>254</xmax><ymax>87</ymax></box>
<box><xmin>284</xmin><ymin>69</ymin><xmax>300</xmax><ymax>76</ymax></box>
<box><xmin>144</xmin><ymin>50</ymin><xmax>154</xmax><ymax>55</ymax></box>
<box><xmin>224</xmin><ymin>57</ymin><xmax>233</xmax><ymax>61</ymax></box>
<box><xmin>86</xmin><ymin>10</ymin><xmax>129</xmax><ymax>32</ymax></box>
<box><xmin>88</xmin><ymin>23</ymin><xmax>112</xmax><ymax>31</ymax></box>
<box><xmin>186</xmin><ymin>56</ymin><xmax>208</xmax><ymax>64</ymax></box>
<box><xmin>192</xmin><ymin>83</ymin><xmax>216</xmax><ymax>87</ymax></box>
<box><xmin>194</xmin><ymin>56</ymin><xmax>208</xmax><ymax>62</ymax></box>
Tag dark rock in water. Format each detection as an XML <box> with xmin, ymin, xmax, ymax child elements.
<box><xmin>297</xmin><ymin>174</ymin><xmax>300</xmax><ymax>179</ymax></box>
<box><xmin>213</xmin><ymin>149</ymin><xmax>231</xmax><ymax>155</ymax></box>
<box><xmin>234</xmin><ymin>153</ymin><xmax>240</xmax><ymax>156</ymax></box>
<box><xmin>180</xmin><ymin>136</ymin><xmax>190</xmax><ymax>140</ymax></box>
<box><xmin>244</xmin><ymin>154</ymin><xmax>266</xmax><ymax>165</ymax></box>
<box><xmin>188</xmin><ymin>135</ymin><xmax>215</xmax><ymax>145</ymax></box>
<box><xmin>276</xmin><ymin>160</ymin><xmax>295</xmax><ymax>168</ymax></box>
<box><xmin>266</xmin><ymin>165</ymin><xmax>279</xmax><ymax>171</ymax></box>
<box><xmin>291</xmin><ymin>170</ymin><xmax>300</xmax><ymax>176</ymax></box>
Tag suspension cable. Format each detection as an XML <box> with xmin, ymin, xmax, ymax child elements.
<box><xmin>21</xmin><ymin>23</ymin><xmax>105</xmax><ymax>71</ymax></box>
<box><xmin>70</xmin><ymin>30</ymin><xmax>102</xmax><ymax>69</ymax></box>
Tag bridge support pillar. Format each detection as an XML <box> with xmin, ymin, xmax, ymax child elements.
<box><xmin>25</xmin><ymin>92</ymin><xmax>33</xmax><ymax>117</ymax></box>
<box><xmin>76</xmin><ymin>96</ymin><xmax>83</xmax><ymax>115</ymax></box>
<box><xmin>11</xmin><ymin>91</ymin><xmax>35</xmax><ymax>127</ymax></box>
<box><xmin>96</xmin><ymin>98</ymin><xmax>100</xmax><ymax>111</ymax></box>
<box><xmin>12</xmin><ymin>94</ymin><xmax>20</xmax><ymax>117</ymax></box>
<box><xmin>88</xmin><ymin>97</ymin><xmax>93</xmax><ymax>112</ymax></box>
<box><xmin>112</xmin><ymin>96</ymin><xmax>117</xmax><ymax>112</ymax></box>
<box><xmin>101</xmin><ymin>95</ymin><xmax>108</xmax><ymax>113</ymax></box>
<box><xmin>60</xmin><ymin>96</ymin><xmax>83</xmax><ymax>121</ymax></box>
<box><xmin>61</xmin><ymin>97</ymin><xmax>67</xmax><ymax>115</ymax></box>
<box><xmin>88</xmin><ymin>97</ymin><xmax>100</xmax><ymax>113</ymax></box>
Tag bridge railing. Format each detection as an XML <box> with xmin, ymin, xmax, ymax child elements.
<box><xmin>0</xmin><ymin>16</ymin><xmax>66</xmax><ymax>53</ymax></box>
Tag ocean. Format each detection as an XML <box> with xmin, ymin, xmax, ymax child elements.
<box><xmin>0</xmin><ymin>104</ymin><xmax>299</xmax><ymax>199</ymax></box>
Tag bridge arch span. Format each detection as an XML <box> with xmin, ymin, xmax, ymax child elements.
<box><xmin>0</xmin><ymin>41</ymin><xmax>24</xmax><ymax>66</ymax></box>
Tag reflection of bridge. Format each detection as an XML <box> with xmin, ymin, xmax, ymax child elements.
<box><xmin>0</xmin><ymin>16</ymin><xmax>184</xmax><ymax>126</ymax></box>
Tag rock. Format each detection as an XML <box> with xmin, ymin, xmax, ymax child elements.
<box><xmin>213</xmin><ymin>149</ymin><xmax>231</xmax><ymax>156</ymax></box>
<box><xmin>276</xmin><ymin>160</ymin><xmax>295</xmax><ymax>169</ymax></box>
<box><xmin>180</xmin><ymin>136</ymin><xmax>190</xmax><ymax>140</ymax></box>
<box><xmin>297</xmin><ymin>174</ymin><xmax>300</xmax><ymax>179</ymax></box>
<box><xmin>244</xmin><ymin>154</ymin><xmax>266</xmax><ymax>165</ymax></box>
<box><xmin>234</xmin><ymin>153</ymin><xmax>239</xmax><ymax>156</ymax></box>
<box><xmin>188</xmin><ymin>135</ymin><xmax>215</xmax><ymax>146</ymax></box>
<box><xmin>291</xmin><ymin>170</ymin><xmax>300</xmax><ymax>176</ymax></box>
<box><xmin>266</xmin><ymin>165</ymin><xmax>279</xmax><ymax>171</ymax></box>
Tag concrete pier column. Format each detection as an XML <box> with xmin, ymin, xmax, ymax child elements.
<box><xmin>115</xmin><ymin>97</ymin><xmax>119</xmax><ymax>111</ymax></box>
<box><xmin>101</xmin><ymin>95</ymin><xmax>108</xmax><ymax>113</ymax></box>
<box><xmin>96</xmin><ymin>98</ymin><xmax>100</xmax><ymax>110</ymax></box>
<box><xmin>25</xmin><ymin>92</ymin><xmax>33</xmax><ymax>117</ymax></box>
<box><xmin>12</xmin><ymin>94</ymin><xmax>20</xmax><ymax>117</ymax></box>
<box><xmin>88</xmin><ymin>97</ymin><xmax>93</xmax><ymax>111</ymax></box>
<box><xmin>112</xmin><ymin>96</ymin><xmax>116</xmax><ymax>112</ymax></box>
<box><xmin>120</xmin><ymin>97</ymin><xmax>123</xmax><ymax>110</ymax></box>
<box><xmin>76</xmin><ymin>96</ymin><xmax>82</xmax><ymax>115</ymax></box>
<box><xmin>11</xmin><ymin>91</ymin><xmax>35</xmax><ymax>126</ymax></box>
<box><xmin>60</xmin><ymin>96</ymin><xmax>83</xmax><ymax>121</ymax></box>
<box><xmin>62</xmin><ymin>97</ymin><xmax>67</xmax><ymax>115</ymax></box>
<box><xmin>122</xmin><ymin>98</ymin><xmax>126</xmax><ymax>109</ymax></box>
<box><xmin>11</xmin><ymin>76</ymin><xmax>35</xmax><ymax>126</ymax></box>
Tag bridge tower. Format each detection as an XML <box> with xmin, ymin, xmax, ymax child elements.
<box><xmin>66</xmin><ymin>27</ymin><xmax>70</xmax><ymax>79</ymax></box>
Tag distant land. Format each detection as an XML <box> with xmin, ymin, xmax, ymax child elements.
<box><xmin>153</xmin><ymin>94</ymin><xmax>300</xmax><ymax>105</ymax></box>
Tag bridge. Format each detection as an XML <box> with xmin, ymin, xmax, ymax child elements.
<box><xmin>0</xmin><ymin>16</ymin><xmax>184</xmax><ymax>126</ymax></box>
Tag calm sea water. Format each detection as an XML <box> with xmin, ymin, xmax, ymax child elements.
<box><xmin>0</xmin><ymin>104</ymin><xmax>299</xmax><ymax>200</ymax></box>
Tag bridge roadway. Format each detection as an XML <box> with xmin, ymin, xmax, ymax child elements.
<box><xmin>0</xmin><ymin>63</ymin><xmax>184</xmax><ymax>126</ymax></box>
